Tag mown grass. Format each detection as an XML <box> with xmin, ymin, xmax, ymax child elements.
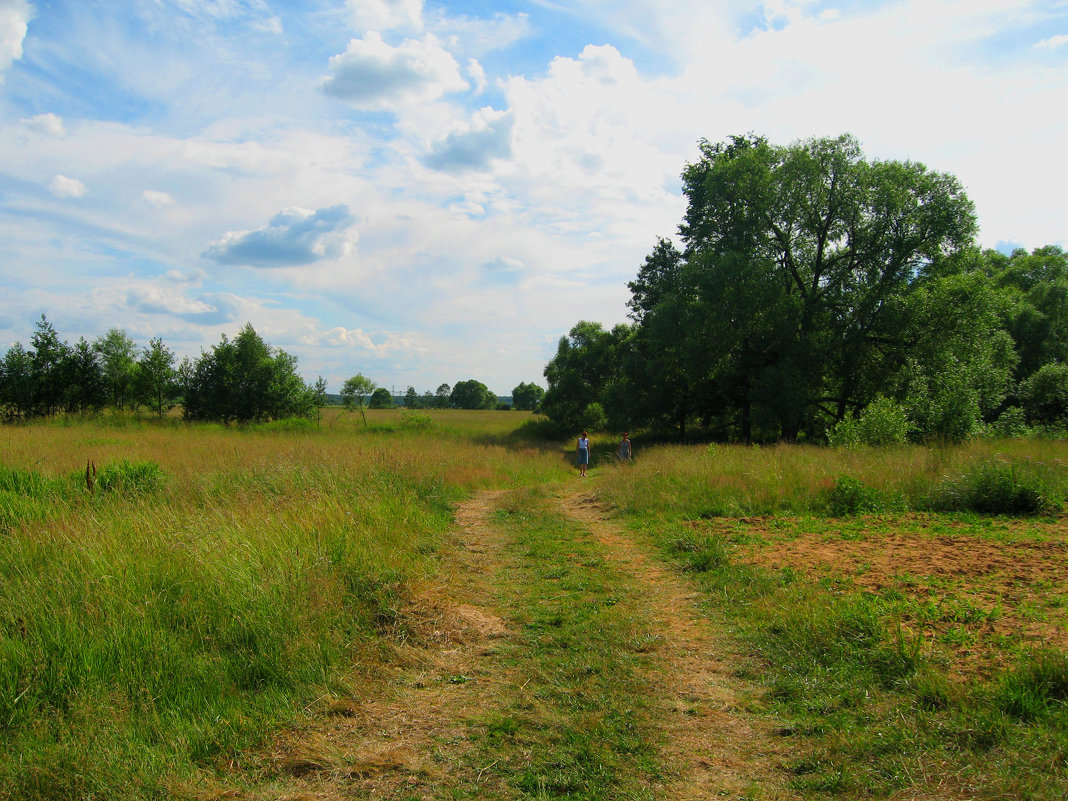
<box><xmin>464</xmin><ymin>488</ymin><xmax>662</xmax><ymax>799</ymax></box>
<box><xmin>0</xmin><ymin>411</ymin><xmax>569</xmax><ymax>800</ymax></box>
<box><xmin>597</xmin><ymin>439</ymin><xmax>1068</xmax><ymax>799</ymax></box>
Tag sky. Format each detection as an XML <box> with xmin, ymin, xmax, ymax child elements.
<box><xmin>1</xmin><ymin>0</ymin><xmax>1066</xmax><ymax>395</ymax></box>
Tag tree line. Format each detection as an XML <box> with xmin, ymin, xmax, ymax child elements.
<box><xmin>542</xmin><ymin>133</ymin><xmax>1068</xmax><ymax>444</ymax></box>
<box><xmin>0</xmin><ymin>317</ymin><xmax>546</xmax><ymax>423</ymax></box>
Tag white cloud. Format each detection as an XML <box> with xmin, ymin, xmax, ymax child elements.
<box><xmin>0</xmin><ymin>0</ymin><xmax>31</xmax><ymax>77</ymax></box>
<box><xmin>466</xmin><ymin>57</ymin><xmax>486</xmax><ymax>93</ymax></box>
<box><xmin>347</xmin><ymin>0</ymin><xmax>424</xmax><ymax>32</ymax></box>
<box><xmin>22</xmin><ymin>113</ymin><xmax>65</xmax><ymax>137</ymax></box>
<box><xmin>48</xmin><ymin>174</ymin><xmax>88</xmax><ymax>198</ymax></box>
<box><xmin>142</xmin><ymin>189</ymin><xmax>175</xmax><ymax>207</ymax></box>
<box><xmin>204</xmin><ymin>205</ymin><xmax>359</xmax><ymax>268</ymax></box>
<box><xmin>1035</xmin><ymin>33</ymin><xmax>1068</xmax><ymax>49</ymax></box>
<box><xmin>321</xmin><ymin>31</ymin><xmax>468</xmax><ymax>109</ymax></box>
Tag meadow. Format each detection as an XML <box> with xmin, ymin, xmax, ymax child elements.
<box><xmin>1</xmin><ymin>411</ymin><xmax>1066</xmax><ymax>799</ymax></box>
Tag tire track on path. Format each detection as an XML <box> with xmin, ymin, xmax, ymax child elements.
<box><xmin>553</xmin><ymin>487</ymin><xmax>797</xmax><ymax>800</ymax></box>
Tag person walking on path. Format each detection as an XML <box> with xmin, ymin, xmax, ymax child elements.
<box><xmin>577</xmin><ymin>431</ymin><xmax>591</xmax><ymax>477</ymax></box>
<box><xmin>617</xmin><ymin>432</ymin><xmax>632</xmax><ymax>462</ymax></box>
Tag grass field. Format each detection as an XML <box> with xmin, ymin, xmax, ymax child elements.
<box><xmin>1</xmin><ymin>411</ymin><xmax>1066</xmax><ymax>799</ymax></box>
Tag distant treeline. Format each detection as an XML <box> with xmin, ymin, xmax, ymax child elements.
<box><xmin>542</xmin><ymin>133</ymin><xmax>1068</xmax><ymax>443</ymax></box>
<box><xmin>0</xmin><ymin>319</ymin><xmax>546</xmax><ymax>423</ymax></box>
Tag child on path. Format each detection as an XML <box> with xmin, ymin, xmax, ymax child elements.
<box><xmin>617</xmin><ymin>432</ymin><xmax>632</xmax><ymax>462</ymax></box>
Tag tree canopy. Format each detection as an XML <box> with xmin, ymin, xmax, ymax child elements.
<box><xmin>543</xmin><ymin>133</ymin><xmax>1061</xmax><ymax>443</ymax></box>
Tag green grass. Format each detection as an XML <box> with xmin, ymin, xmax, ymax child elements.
<box><xmin>3</xmin><ymin>416</ymin><xmax>1067</xmax><ymax>799</ymax></box>
<box><xmin>463</xmin><ymin>488</ymin><xmax>662</xmax><ymax>799</ymax></box>
<box><xmin>598</xmin><ymin>439</ymin><xmax>1068</xmax><ymax>799</ymax></box>
<box><xmin>0</xmin><ymin>412</ymin><xmax>570</xmax><ymax>800</ymax></box>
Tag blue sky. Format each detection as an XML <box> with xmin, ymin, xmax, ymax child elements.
<box><xmin>1</xmin><ymin>0</ymin><xmax>1066</xmax><ymax>395</ymax></box>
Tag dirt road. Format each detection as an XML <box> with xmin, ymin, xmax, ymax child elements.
<box><xmin>246</xmin><ymin>485</ymin><xmax>793</xmax><ymax>800</ymax></box>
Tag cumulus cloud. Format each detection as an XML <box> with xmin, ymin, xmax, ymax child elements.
<box><xmin>0</xmin><ymin>0</ymin><xmax>31</xmax><ymax>76</ymax></box>
<box><xmin>49</xmin><ymin>175</ymin><xmax>88</xmax><ymax>198</ymax></box>
<box><xmin>322</xmin><ymin>32</ymin><xmax>467</xmax><ymax>109</ymax></box>
<box><xmin>423</xmin><ymin>108</ymin><xmax>513</xmax><ymax>171</ymax></box>
<box><xmin>204</xmin><ymin>205</ymin><xmax>358</xmax><ymax>268</ymax></box>
<box><xmin>125</xmin><ymin>286</ymin><xmax>246</xmax><ymax>325</ymax></box>
<box><xmin>22</xmin><ymin>113</ymin><xmax>65</xmax><ymax>136</ymax></box>
<box><xmin>142</xmin><ymin>189</ymin><xmax>175</xmax><ymax>207</ymax></box>
<box><xmin>347</xmin><ymin>0</ymin><xmax>423</xmax><ymax>32</ymax></box>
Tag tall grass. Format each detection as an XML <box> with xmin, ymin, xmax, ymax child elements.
<box><xmin>596</xmin><ymin>438</ymin><xmax>1068</xmax><ymax>517</ymax></box>
<box><xmin>604</xmin><ymin>438</ymin><xmax>1068</xmax><ymax>798</ymax></box>
<box><xmin>0</xmin><ymin>411</ymin><xmax>568</xmax><ymax>799</ymax></box>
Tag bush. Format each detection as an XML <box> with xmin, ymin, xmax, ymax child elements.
<box><xmin>990</xmin><ymin>406</ymin><xmax>1031</xmax><ymax>438</ymax></box>
<box><xmin>581</xmin><ymin>402</ymin><xmax>608</xmax><ymax>432</ymax></box>
<box><xmin>1019</xmin><ymin>363</ymin><xmax>1068</xmax><ymax>425</ymax></box>
<box><xmin>827</xmin><ymin>476</ymin><xmax>890</xmax><ymax>516</ymax></box>
<box><xmin>827</xmin><ymin>396</ymin><xmax>913</xmax><ymax>447</ymax></box>
<box><xmin>928</xmin><ymin>458</ymin><xmax>1062</xmax><ymax>515</ymax></box>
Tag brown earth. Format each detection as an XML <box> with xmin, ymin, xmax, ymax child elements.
<box><xmin>694</xmin><ymin>515</ymin><xmax>1068</xmax><ymax>675</ymax></box>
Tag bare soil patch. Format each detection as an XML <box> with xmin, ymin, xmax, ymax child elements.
<box><xmin>696</xmin><ymin>516</ymin><xmax>1068</xmax><ymax>674</ymax></box>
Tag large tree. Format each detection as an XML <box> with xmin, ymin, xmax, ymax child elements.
<box><xmin>449</xmin><ymin>379</ymin><xmax>497</xmax><ymax>410</ymax></box>
<box><xmin>511</xmin><ymin>381</ymin><xmax>545</xmax><ymax>412</ymax></box>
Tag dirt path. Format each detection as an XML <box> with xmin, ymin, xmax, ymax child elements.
<box><xmin>553</xmin><ymin>487</ymin><xmax>795</xmax><ymax>800</ymax></box>
<box><xmin>245</xmin><ymin>485</ymin><xmax>794</xmax><ymax>800</ymax></box>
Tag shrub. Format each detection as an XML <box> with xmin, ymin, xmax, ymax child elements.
<box><xmin>928</xmin><ymin>458</ymin><xmax>1062</xmax><ymax>515</ymax></box>
<box><xmin>827</xmin><ymin>395</ymin><xmax>913</xmax><ymax>447</ymax></box>
<box><xmin>401</xmin><ymin>410</ymin><xmax>433</xmax><ymax>429</ymax></box>
<box><xmin>990</xmin><ymin>406</ymin><xmax>1030</xmax><ymax>438</ymax></box>
<box><xmin>581</xmin><ymin>402</ymin><xmax>608</xmax><ymax>432</ymax></box>
<box><xmin>827</xmin><ymin>476</ymin><xmax>887</xmax><ymax>516</ymax></box>
<box><xmin>1019</xmin><ymin>363</ymin><xmax>1068</xmax><ymax>425</ymax></box>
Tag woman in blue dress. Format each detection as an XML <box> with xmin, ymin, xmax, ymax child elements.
<box><xmin>577</xmin><ymin>430</ymin><xmax>591</xmax><ymax>476</ymax></box>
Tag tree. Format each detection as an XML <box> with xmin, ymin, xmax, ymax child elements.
<box><xmin>310</xmin><ymin>377</ymin><xmax>328</xmax><ymax>424</ymax></box>
<box><xmin>685</xmin><ymin>134</ymin><xmax>977</xmax><ymax>440</ymax></box>
<box><xmin>1019</xmin><ymin>363</ymin><xmax>1068</xmax><ymax>427</ymax></box>
<box><xmin>434</xmin><ymin>383</ymin><xmax>451</xmax><ymax>409</ymax></box>
<box><xmin>511</xmin><ymin>382</ymin><xmax>545</xmax><ymax>411</ymax></box>
<box><xmin>181</xmin><ymin>323</ymin><xmax>316</xmax><ymax>423</ymax></box>
<box><xmin>449</xmin><ymin>379</ymin><xmax>497</xmax><ymax>410</ymax></box>
<box><xmin>403</xmin><ymin>386</ymin><xmax>419</xmax><ymax>408</ymax></box>
<box><xmin>341</xmin><ymin>373</ymin><xmax>376</xmax><ymax>424</ymax></box>
<box><xmin>369</xmin><ymin>387</ymin><xmax>393</xmax><ymax>409</ymax></box>
<box><xmin>63</xmin><ymin>337</ymin><xmax>107</xmax><ymax>414</ymax></box>
<box><xmin>0</xmin><ymin>342</ymin><xmax>34</xmax><ymax>421</ymax></box>
<box><xmin>135</xmin><ymin>337</ymin><xmax>177</xmax><ymax>417</ymax></box>
<box><xmin>94</xmin><ymin>328</ymin><xmax>138</xmax><ymax>410</ymax></box>
<box><xmin>542</xmin><ymin>321</ymin><xmax>629</xmax><ymax>432</ymax></box>
<box><xmin>30</xmin><ymin>314</ymin><xmax>70</xmax><ymax>417</ymax></box>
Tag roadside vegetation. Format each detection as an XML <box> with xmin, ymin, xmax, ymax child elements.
<box><xmin>597</xmin><ymin>437</ymin><xmax>1068</xmax><ymax>799</ymax></box>
<box><xmin>1</xmin><ymin>410</ymin><xmax>1066</xmax><ymax>799</ymax></box>
<box><xmin>0</xmin><ymin>410</ymin><xmax>567</xmax><ymax>800</ymax></box>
